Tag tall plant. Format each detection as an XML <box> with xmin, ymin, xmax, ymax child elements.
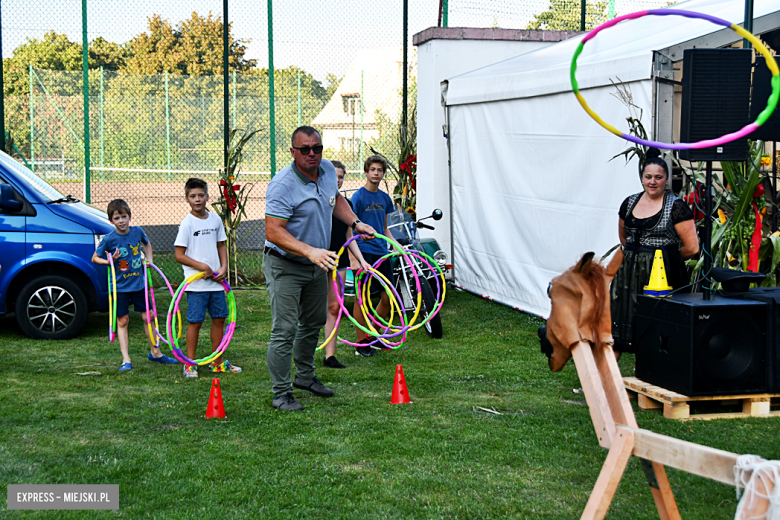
<box><xmin>678</xmin><ymin>141</ymin><xmax>780</xmax><ymax>285</ymax></box>
<box><xmin>211</xmin><ymin>128</ymin><xmax>259</xmax><ymax>286</ymax></box>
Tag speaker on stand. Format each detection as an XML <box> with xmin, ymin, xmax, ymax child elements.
<box><xmin>750</xmin><ymin>55</ymin><xmax>780</xmax><ymax>230</ymax></box>
<box><xmin>679</xmin><ymin>49</ymin><xmax>752</xmax><ymax>299</ymax></box>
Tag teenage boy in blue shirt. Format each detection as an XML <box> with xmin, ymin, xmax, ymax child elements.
<box><xmin>93</xmin><ymin>198</ymin><xmax>178</xmax><ymax>371</ymax></box>
<box><xmin>351</xmin><ymin>155</ymin><xmax>396</xmax><ymax>357</ymax></box>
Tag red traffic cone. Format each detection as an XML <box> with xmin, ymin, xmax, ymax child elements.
<box><xmin>391</xmin><ymin>365</ymin><xmax>411</xmax><ymax>404</ymax></box>
<box><xmin>206</xmin><ymin>378</ymin><xmax>226</xmax><ymax>419</ymax></box>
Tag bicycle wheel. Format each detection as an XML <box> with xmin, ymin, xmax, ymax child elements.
<box><xmin>413</xmin><ymin>276</ymin><xmax>443</xmax><ymax>339</ymax></box>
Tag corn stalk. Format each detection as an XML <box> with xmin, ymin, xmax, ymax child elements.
<box><xmin>211</xmin><ymin>128</ymin><xmax>259</xmax><ymax>287</ymax></box>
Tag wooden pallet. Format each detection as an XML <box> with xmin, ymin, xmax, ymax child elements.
<box><xmin>623</xmin><ymin>377</ymin><xmax>780</xmax><ymax>421</ymax></box>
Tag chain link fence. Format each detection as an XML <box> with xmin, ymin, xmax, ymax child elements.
<box><xmin>2</xmin><ymin>0</ymin><xmax>669</xmax><ymax>285</ymax></box>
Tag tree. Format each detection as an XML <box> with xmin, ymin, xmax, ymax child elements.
<box><xmin>124</xmin><ymin>12</ymin><xmax>256</xmax><ymax>76</ymax></box>
<box><xmin>325</xmin><ymin>73</ymin><xmax>342</xmax><ymax>100</ymax></box>
<box><xmin>526</xmin><ymin>0</ymin><xmax>608</xmax><ymax>31</ymax></box>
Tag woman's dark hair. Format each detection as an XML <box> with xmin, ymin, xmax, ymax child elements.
<box><xmin>640</xmin><ymin>148</ymin><xmax>669</xmax><ymax>178</ymax></box>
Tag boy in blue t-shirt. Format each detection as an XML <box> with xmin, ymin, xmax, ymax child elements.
<box><xmin>93</xmin><ymin>199</ymin><xmax>178</xmax><ymax>371</ymax></box>
<box><xmin>351</xmin><ymin>155</ymin><xmax>395</xmax><ymax>357</ymax></box>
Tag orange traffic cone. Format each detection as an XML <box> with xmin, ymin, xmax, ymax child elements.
<box><xmin>206</xmin><ymin>378</ymin><xmax>226</xmax><ymax>419</ymax></box>
<box><xmin>391</xmin><ymin>365</ymin><xmax>411</xmax><ymax>404</ymax></box>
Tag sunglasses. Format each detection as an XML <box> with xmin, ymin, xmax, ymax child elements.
<box><xmin>292</xmin><ymin>145</ymin><xmax>324</xmax><ymax>155</ymax></box>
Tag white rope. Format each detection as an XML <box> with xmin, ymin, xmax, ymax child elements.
<box><xmin>735</xmin><ymin>454</ymin><xmax>780</xmax><ymax>520</ymax></box>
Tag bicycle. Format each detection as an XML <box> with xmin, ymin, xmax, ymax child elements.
<box><xmin>387</xmin><ymin>208</ymin><xmax>448</xmax><ymax>339</ymax></box>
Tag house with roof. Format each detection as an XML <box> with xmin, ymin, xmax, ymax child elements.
<box><xmin>313</xmin><ymin>48</ymin><xmax>413</xmax><ymax>161</ymax></box>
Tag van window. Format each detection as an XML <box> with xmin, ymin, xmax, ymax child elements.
<box><xmin>0</xmin><ymin>153</ymin><xmax>65</xmax><ymax>202</ymax></box>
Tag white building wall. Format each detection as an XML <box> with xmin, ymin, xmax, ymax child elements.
<box><xmin>416</xmin><ymin>35</ymin><xmax>561</xmax><ymax>265</ymax></box>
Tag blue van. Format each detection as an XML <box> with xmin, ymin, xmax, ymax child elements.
<box><xmin>0</xmin><ymin>151</ymin><xmax>113</xmax><ymax>339</ymax></box>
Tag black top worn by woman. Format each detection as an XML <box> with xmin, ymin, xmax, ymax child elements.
<box><xmin>610</xmin><ymin>191</ymin><xmax>694</xmax><ymax>352</ymax></box>
<box><xmin>328</xmin><ymin>198</ymin><xmax>353</xmax><ymax>270</ymax></box>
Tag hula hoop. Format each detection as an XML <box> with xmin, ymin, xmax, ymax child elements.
<box><xmin>316</xmin><ymin>232</ymin><xmax>447</xmax><ymax>351</ymax></box>
<box><xmin>359</xmin><ymin>249</ymin><xmax>446</xmax><ymax>345</ymax></box>
<box><xmin>144</xmin><ymin>261</ymin><xmax>183</xmax><ymax>347</ymax></box>
<box><xmin>571</xmin><ymin>9</ymin><xmax>780</xmax><ymax>150</ymax></box>
<box><xmin>165</xmin><ymin>272</ymin><xmax>237</xmax><ymax>366</ymax></box>
<box><xmin>363</xmin><ymin>249</ymin><xmax>447</xmax><ymax>336</ymax></box>
<box><xmin>107</xmin><ymin>253</ymin><xmax>117</xmax><ymax>342</ymax></box>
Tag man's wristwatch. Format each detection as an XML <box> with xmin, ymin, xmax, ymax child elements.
<box><xmin>351</xmin><ymin>219</ymin><xmax>362</xmax><ymax>230</ymax></box>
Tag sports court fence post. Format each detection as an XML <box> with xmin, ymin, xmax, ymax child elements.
<box><xmin>223</xmin><ymin>0</ymin><xmax>229</xmax><ymax>172</ymax></box>
<box><xmin>581</xmin><ymin>0</ymin><xmax>586</xmax><ymax>31</ymax></box>
<box><xmin>360</xmin><ymin>70</ymin><xmax>363</xmax><ymax>169</ymax></box>
<box><xmin>99</xmin><ymin>66</ymin><xmax>104</xmax><ymax>181</ymax></box>
<box><xmin>165</xmin><ymin>71</ymin><xmax>171</xmax><ymax>180</ymax></box>
<box><xmin>29</xmin><ymin>64</ymin><xmax>34</xmax><ymax>171</ymax></box>
<box><xmin>268</xmin><ymin>0</ymin><xmax>276</xmax><ymax>177</ymax></box>
<box><xmin>81</xmin><ymin>0</ymin><xmax>91</xmax><ymax>203</ymax></box>
<box><xmin>402</xmin><ymin>0</ymin><xmax>408</xmax><ymax>132</ymax></box>
<box><xmin>232</xmin><ymin>70</ymin><xmax>236</xmax><ymax>129</ymax></box>
<box><xmin>297</xmin><ymin>69</ymin><xmax>301</xmax><ymax>128</ymax></box>
<box><xmin>442</xmin><ymin>0</ymin><xmax>448</xmax><ymax>27</ymax></box>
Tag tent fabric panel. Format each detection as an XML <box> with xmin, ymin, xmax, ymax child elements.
<box><xmin>444</xmin><ymin>0</ymin><xmax>777</xmax><ymax>106</ymax></box>
<box><xmin>450</xmin><ymin>81</ymin><xmax>652</xmax><ymax>317</ymax></box>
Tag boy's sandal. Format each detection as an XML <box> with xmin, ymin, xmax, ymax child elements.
<box><xmin>119</xmin><ymin>362</ymin><xmax>132</xmax><ymax>371</ymax></box>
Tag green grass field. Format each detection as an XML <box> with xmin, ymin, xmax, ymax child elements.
<box><xmin>1</xmin><ymin>288</ymin><xmax>778</xmax><ymax>519</ymax></box>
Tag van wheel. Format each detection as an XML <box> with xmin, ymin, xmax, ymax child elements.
<box><xmin>16</xmin><ymin>276</ymin><xmax>88</xmax><ymax>339</ymax></box>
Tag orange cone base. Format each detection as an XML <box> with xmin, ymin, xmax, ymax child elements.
<box><xmin>206</xmin><ymin>378</ymin><xmax>226</xmax><ymax>419</ymax></box>
<box><xmin>391</xmin><ymin>365</ymin><xmax>411</xmax><ymax>404</ymax></box>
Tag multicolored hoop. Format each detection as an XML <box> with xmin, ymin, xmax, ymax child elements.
<box><xmin>165</xmin><ymin>272</ymin><xmax>237</xmax><ymax>366</ymax></box>
<box><xmin>107</xmin><ymin>253</ymin><xmax>118</xmax><ymax>342</ymax></box>
<box><xmin>316</xmin><ymin>232</ymin><xmax>446</xmax><ymax>351</ymax></box>
<box><xmin>143</xmin><ymin>261</ymin><xmax>183</xmax><ymax>348</ymax></box>
<box><xmin>571</xmin><ymin>9</ymin><xmax>780</xmax><ymax>150</ymax></box>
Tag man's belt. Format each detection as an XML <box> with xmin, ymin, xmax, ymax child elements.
<box><xmin>264</xmin><ymin>246</ymin><xmax>307</xmax><ymax>265</ymax></box>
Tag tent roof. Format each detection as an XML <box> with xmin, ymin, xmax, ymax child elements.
<box><xmin>444</xmin><ymin>0</ymin><xmax>780</xmax><ymax>106</ymax></box>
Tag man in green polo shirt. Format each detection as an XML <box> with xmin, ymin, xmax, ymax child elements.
<box><xmin>264</xmin><ymin>126</ymin><xmax>377</xmax><ymax>411</ymax></box>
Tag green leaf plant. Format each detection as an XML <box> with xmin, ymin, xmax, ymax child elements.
<box><xmin>211</xmin><ymin>128</ymin><xmax>260</xmax><ymax>286</ymax></box>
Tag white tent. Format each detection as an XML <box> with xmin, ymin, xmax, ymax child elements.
<box><xmin>440</xmin><ymin>0</ymin><xmax>780</xmax><ymax>317</ymax></box>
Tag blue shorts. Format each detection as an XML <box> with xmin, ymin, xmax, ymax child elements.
<box><xmin>116</xmin><ymin>289</ymin><xmax>148</xmax><ymax>317</ymax></box>
<box><xmin>186</xmin><ymin>291</ymin><xmax>228</xmax><ymax>323</ymax></box>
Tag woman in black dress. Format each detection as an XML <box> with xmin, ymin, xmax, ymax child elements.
<box><xmin>611</xmin><ymin>148</ymin><xmax>700</xmax><ymax>353</ymax></box>
<box><xmin>323</xmin><ymin>161</ymin><xmax>370</xmax><ymax>368</ymax></box>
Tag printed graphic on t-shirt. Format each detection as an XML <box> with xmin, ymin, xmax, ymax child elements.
<box><xmin>132</xmin><ymin>257</ymin><xmax>142</xmax><ymax>270</ymax></box>
<box><xmin>118</xmin><ymin>259</ymin><xmax>129</xmax><ymax>272</ymax></box>
<box><xmin>193</xmin><ymin>227</ymin><xmax>222</xmax><ymax>237</ymax></box>
<box><xmin>129</xmin><ymin>242</ymin><xmax>140</xmax><ymax>255</ymax></box>
<box><xmin>118</xmin><ymin>247</ymin><xmax>128</xmax><ymax>258</ymax></box>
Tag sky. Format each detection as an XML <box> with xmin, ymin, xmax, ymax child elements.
<box><xmin>1</xmin><ymin>0</ymin><xmax>561</xmax><ymax>81</ymax></box>
<box><xmin>1</xmin><ymin>0</ymin><xmax>670</xmax><ymax>81</ymax></box>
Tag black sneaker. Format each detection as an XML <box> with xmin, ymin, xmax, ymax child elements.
<box><xmin>292</xmin><ymin>376</ymin><xmax>334</xmax><ymax>397</ymax></box>
<box><xmin>272</xmin><ymin>392</ymin><xmax>304</xmax><ymax>411</ymax></box>
<box><xmin>323</xmin><ymin>356</ymin><xmax>346</xmax><ymax>369</ymax></box>
<box><xmin>355</xmin><ymin>346</ymin><xmax>377</xmax><ymax>357</ymax></box>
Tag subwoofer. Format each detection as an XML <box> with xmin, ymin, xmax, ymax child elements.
<box><xmin>679</xmin><ymin>48</ymin><xmax>752</xmax><ymax>162</ymax></box>
<box><xmin>741</xmin><ymin>288</ymin><xmax>780</xmax><ymax>392</ymax></box>
<box><xmin>635</xmin><ymin>293</ymin><xmax>767</xmax><ymax>396</ymax></box>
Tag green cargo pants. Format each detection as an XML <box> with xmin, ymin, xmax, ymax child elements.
<box><xmin>264</xmin><ymin>252</ymin><xmax>329</xmax><ymax>398</ymax></box>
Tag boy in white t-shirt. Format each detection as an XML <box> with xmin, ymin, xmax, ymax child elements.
<box><xmin>174</xmin><ymin>178</ymin><xmax>242</xmax><ymax>378</ymax></box>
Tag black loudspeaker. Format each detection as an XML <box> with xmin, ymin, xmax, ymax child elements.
<box><xmin>679</xmin><ymin>49</ymin><xmax>752</xmax><ymax>162</ymax></box>
<box><xmin>635</xmin><ymin>293</ymin><xmax>767</xmax><ymax>396</ymax></box>
<box><xmin>749</xmin><ymin>56</ymin><xmax>780</xmax><ymax>142</ymax></box>
<box><xmin>741</xmin><ymin>288</ymin><xmax>780</xmax><ymax>392</ymax></box>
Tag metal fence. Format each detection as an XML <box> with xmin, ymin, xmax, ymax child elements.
<box><xmin>1</xmin><ymin>0</ymin><xmax>669</xmax><ymax>284</ymax></box>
